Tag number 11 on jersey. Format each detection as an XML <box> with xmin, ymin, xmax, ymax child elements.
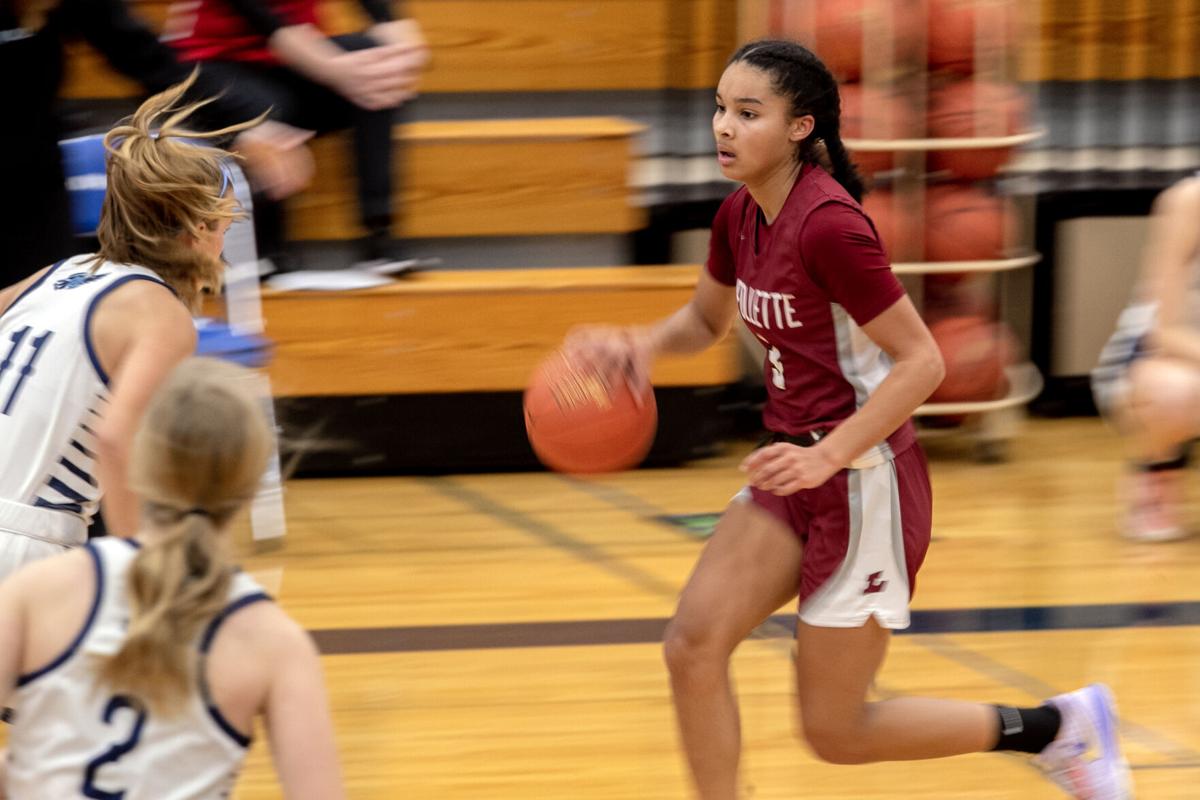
<box><xmin>0</xmin><ymin>326</ymin><xmax>55</xmax><ymax>415</ymax></box>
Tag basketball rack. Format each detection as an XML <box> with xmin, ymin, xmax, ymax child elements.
<box><xmin>750</xmin><ymin>0</ymin><xmax>1045</xmax><ymax>461</ymax></box>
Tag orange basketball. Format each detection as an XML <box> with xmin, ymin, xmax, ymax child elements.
<box><xmin>927</xmin><ymin>80</ymin><xmax>1026</xmax><ymax>179</ymax></box>
<box><xmin>924</xmin><ymin>183</ymin><xmax>1007</xmax><ymax>264</ymax></box>
<box><xmin>812</xmin><ymin>0</ymin><xmax>866</xmax><ymax>81</ymax></box>
<box><xmin>862</xmin><ymin>189</ymin><xmax>919</xmax><ymax>260</ymax></box>
<box><xmin>812</xmin><ymin>0</ymin><xmax>920</xmax><ymax>81</ymax></box>
<box><xmin>840</xmin><ymin>83</ymin><xmax>914</xmax><ymax>175</ymax></box>
<box><xmin>927</xmin><ymin>0</ymin><xmax>1020</xmax><ymax>74</ymax></box>
<box><xmin>928</xmin><ymin>316</ymin><xmax>1016</xmax><ymax>403</ymax></box>
<box><xmin>523</xmin><ymin>352</ymin><xmax>657</xmax><ymax>474</ymax></box>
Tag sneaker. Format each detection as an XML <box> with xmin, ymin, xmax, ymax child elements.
<box><xmin>353</xmin><ymin>256</ymin><xmax>441</xmax><ymax>277</ymax></box>
<box><xmin>356</xmin><ymin>230</ymin><xmax>440</xmax><ymax>277</ymax></box>
<box><xmin>1031</xmin><ymin>684</ymin><xmax>1133</xmax><ymax>799</ymax></box>
<box><xmin>1124</xmin><ymin>469</ymin><xmax>1187</xmax><ymax>542</ymax></box>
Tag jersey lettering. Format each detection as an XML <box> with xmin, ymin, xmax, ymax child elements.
<box><xmin>82</xmin><ymin>695</ymin><xmax>148</xmax><ymax>800</ymax></box>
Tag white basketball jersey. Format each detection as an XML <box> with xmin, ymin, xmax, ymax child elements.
<box><xmin>0</xmin><ymin>256</ymin><xmax>169</xmax><ymax>543</ymax></box>
<box><xmin>6</xmin><ymin>537</ymin><xmax>269</xmax><ymax>800</ymax></box>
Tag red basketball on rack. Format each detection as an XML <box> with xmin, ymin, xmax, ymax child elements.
<box><xmin>523</xmin><ymin>351</ymin><xmax>657</xmax><ymax>474</ymax></box>
<box><xmin>862</xmin><ymin>190</ymin><xmax>919</xmax><ymax>260</ymax></box>
<box><xmin>924</xmin><ymin>183</ymin><xmax>1008</xmax><ymax>265</ymax></box>
<box><xmin>927</xmin><ymin>80</ymin><xmax>1026</xmax><ymax>179</ymax></box>
<box><xmin>840</xmin><ymin>83</ymin><xmax>914</xmax><ymax>176</ymax></box>
<box><xmin>811</xmin><ymin>0</ymin><xmax>921</xmax><ymax>82</ymax></box>
<box><xmin>927</xmin><ymin>0</ymin><xmax>1021</xmax><ymax>74</ymax></box>
<box><xmin>928</xmin><ymin>316</ymin><xmax>1016</xmax><ymax>403</ymax></box>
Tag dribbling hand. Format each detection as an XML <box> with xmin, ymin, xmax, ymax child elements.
<box><xmin>561</xmin><ymin>325</ymin><xmax>654</xmax><ymax>407</ymax></box>
<box><xmin>740</xmin><ymin>443</ymin><xmax>842</xmax><ymax>495</ymax></box>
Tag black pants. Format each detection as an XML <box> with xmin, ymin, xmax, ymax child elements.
<box><xmin>0</xmin><ymin>139</ymin><xmax>81</xmax><ymax>287</ymax></box>
<box><xmin>194</xmin><ymin>33</ymin><xmax>397</xmax><ymax>258</ymax></box>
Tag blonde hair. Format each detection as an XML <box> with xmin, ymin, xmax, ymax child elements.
<box><xmin>89</xmin><ymin>72</ymin><xmax>266</xmax><ymax>311</ymax></box>
<box><xmin>99</xmin><ymin>357</ymin><xmax>273</xmax><ymax>714</ymax></box>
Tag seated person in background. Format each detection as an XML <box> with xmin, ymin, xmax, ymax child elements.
<box><xmin>0</xmin><ymin>0</ymin><xmax>314</xmax><ymax>286</ymax></box>
<box><xmin>1094</xmin><ymin>175</ymin><xmax>1200</xmax><ymax>542</ymax></box>
<box><xmin>164</xmin><ymin>0</ymin><xmax>429</xmax><ymax>273</ymax></box>
<box><xmin>0</xmin><ymin>358</ymin><xmax>344</xmax><ymax>799</ymax></box>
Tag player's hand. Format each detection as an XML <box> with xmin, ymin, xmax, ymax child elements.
<box><xmin>232</xmin><ymin>121</ymin><xmax>315</xmax><ymax>200</ymax></box>
<box><xmin>368</xmin><ymin>18</ymin><xmax>430</xmax><ymax>56</ymax></box>
<box><xmin>740</xmin><ymin>443</ymin><xmax>842</xmax><ymax>495</ymax></box>
<box><xmin>562</xmin><ymin>325</ymin><xmax>654</xmax><ymax>404</ymax></box>
<box><xmin>326</xmin><ymin>45</ymin><xmax>425</xmax><ymax>109</ymax></box>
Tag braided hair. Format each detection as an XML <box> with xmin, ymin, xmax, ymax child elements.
<box><xmin>728</xmin><ymin>39</ymin><xmax>865</xmax><ymax>203</ymax></box>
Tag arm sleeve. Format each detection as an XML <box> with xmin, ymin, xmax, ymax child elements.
<box><xmin>800</xmin><ymin>201</ymin><xmax>906</xmax><ymax>327</ymax></box>
<box><xmin>705</xmin><ymin>195</ymin><xmax>738</xmax><ymax>287</ymax></box>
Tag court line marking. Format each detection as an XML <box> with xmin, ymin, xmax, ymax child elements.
<box><xmin>914</xmin><ymin>634</ymin><xmax>1200</xmax><ymax>766</ymax></box>
<box><xmin>420</xmin><ymin>474</ymin><xmax>1200</xmax><ymax>772</ymax></box>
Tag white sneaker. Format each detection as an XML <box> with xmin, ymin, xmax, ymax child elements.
<box><xmin>1124</xmin><ymin>469</ymin><xmax>1187</xmax><ymax>542</ymax></box>
<box><xmin>1031</xmin><ymin>684</ymin><xmax>1133</xmax><ymax>799</ymax></box>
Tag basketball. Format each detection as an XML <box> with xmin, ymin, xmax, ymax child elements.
<box><xmin>524</xmin><ymin>351</ymin><xmax>657</xmax><ymax>473</ymax></box>
<box><xmin>862</xmin><ymin>190</ymin><xmax>919</xmax><ymax>260</ymax></box>
<box><xmin>812</xmin><ymin>0</ymin><xmax>920</xmax><ymax>82</ymax></box>
<box><xmin>927</xmin><ymin>0</ymin><xmax>1020</xmax><ymax>74</ymax></box>
<box><xmin>840</xmin><ymin>83</ymin><xmax>913</xmax><ymax>175</ymax></box>
<box><xmin>925</xmin><ymin>183</ymin><xmax>1007</xmax><ymax>264</ymax></box>
<box><xmin>928</xmin><ymin>316</ymin><xmax>1016</xmax><ymax>403</ymax></box>
<box><xmin>927</xmin><ymin>80</ymin><xmax>1026</xmax><ymax>179</ymax></box>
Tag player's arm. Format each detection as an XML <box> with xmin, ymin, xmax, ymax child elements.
<box><xmin>0</xmin><ymin>568</ymin><xmax>26</xmax><ymax>706</ymax></box>
<box><xmin>93</xmin><ymin>285</ymin><xmax>196</xmax><ymax>536</ymax></box>
<box><xmin>1142</xmin><ymin>178</ymin><xmax>1200</xmax><ymax>364</ymax></box>
<box><xmin>0</xmin><ymin>570</ymin><xmax>14</xmax><ymax>798</ymax></box>
<box><xmin>0</xmin><ymin>267</ymin><xmax>52</xmax><ymax>318</ymax></box>
<box><xmin>819</xmin><ymin>296</ymin><xmax>944</xmax><ymax>468</ymax></box>
<box><xmin>564</xmin><ymin>194</ymin><xmax>740</xmax><ymax>380</ymax></box>
<box><xmin>802</xmin><ymin>203</ymin><xmax>943</xmax><ymax>468</ymax></box>
<box><xmin>642</xmin><ymin>270</ymin><xmax>738</xmax><ymax>357</ymax></box>
<box><xmin>262</xmin><ymin>620</ymin><xmax>346</xmax><ymax>800</ymax></box>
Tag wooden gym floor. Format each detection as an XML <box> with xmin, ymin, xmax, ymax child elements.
<box><xmin>230</xmin><ymin>416</ymin><xmax>1200</xmax><ymax>799</ymax></box>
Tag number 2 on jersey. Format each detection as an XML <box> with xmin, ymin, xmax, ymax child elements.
<box><xmin>82</xmin><ymin>695</ymin><xmax>147</xmax><ymax>800</ymax></box>
<box><xmin>0</xmin><ymin>326</ymin><xmax>54</xmax><ymax>415</ymax></box>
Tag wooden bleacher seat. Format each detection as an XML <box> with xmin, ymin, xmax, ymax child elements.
<box><xmin>203</xmin><ymin>266</ymin><xmax>742</xmax><ymax>473</ymax></box>
<box><xmin>287</xmin><ymin>118</ymin><xmax>646</xmax><ymax>240</ymax></box>
<box><xmin>59</xmin><ymin>0</ymin><xmax>733</xmax><ymax>100</ymax></box>
<box><xmin>242</xmin><ymin>265</ymin><xmax>738</xmax><ymax>397</ymax></box>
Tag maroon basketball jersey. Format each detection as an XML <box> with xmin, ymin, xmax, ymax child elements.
<box><xmin>707</xmin><ymin>165</ymin><xmax>916</xmax><ymax>462</ymax></box>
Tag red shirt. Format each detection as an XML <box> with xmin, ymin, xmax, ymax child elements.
<box><xmin>706</xmin><ymin>165</ymin><xmax>915</xmax><ymax>462</ymax></box>
<box><xmin>164</xmin><ymin>0</ymin><xmax>318</xmax><ymax>64</ymax></box>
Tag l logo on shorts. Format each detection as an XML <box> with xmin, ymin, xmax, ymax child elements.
<box><xmin>864</xmin><ymin>571</ymin><xmax>887</xmax><ymax>594</ymax></box>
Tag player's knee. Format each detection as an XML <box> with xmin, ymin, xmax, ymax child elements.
<box><xmin>662</xmin><ymin>619</ymin><xmax>728</xmax><ymax>679</ymax></box>
<box><xmin>801</xmin><ymin>717</ymin><xmax>871</xmax><ymax>765</ymax></box>
<box><xmin>1130</xmin><ymin>359</ymin><xmax>1200</xmax><ymax>436</ymax></box>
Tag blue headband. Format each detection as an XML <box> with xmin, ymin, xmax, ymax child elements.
<box><xmin>217</xmin><ymin>160</ymin><xmax>232</xmax><ymax>197</ymax></box>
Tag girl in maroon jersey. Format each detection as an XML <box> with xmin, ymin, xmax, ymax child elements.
<box><xmin>566</xmin><ymin>39</ymin><xmax>1129</xmax><ymax>800</ymax></box>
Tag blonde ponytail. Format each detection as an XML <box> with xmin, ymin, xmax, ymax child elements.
<box><xmin>100</xmin><ymin>358</ymin><xmax>272</xmax><ymax>714</ymax></box>
<box><xmin>90</xmin><ymin>71</ymin><xmax>268</xmax><ymax>311</ymax></box>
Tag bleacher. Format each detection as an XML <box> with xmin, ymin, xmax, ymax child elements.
<box><xmin>65</xmin><ymin>0</ymin><xmax>743</xmax><ymax>472</ymax></box>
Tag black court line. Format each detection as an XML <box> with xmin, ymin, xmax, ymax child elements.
<box><xmin>418</xmin><ymin>475</ymin><xmax>1200</xmax><ymax>769</ymax></box>
<box><xmin>423</xmin><ymin>476</ymin><xmax>679</xmax><ymax>598</ymax></box>
<box><xmin>308</xmin><ymin>601</ymin><xmax>1200</xmax><ymax>655</ymax></box>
